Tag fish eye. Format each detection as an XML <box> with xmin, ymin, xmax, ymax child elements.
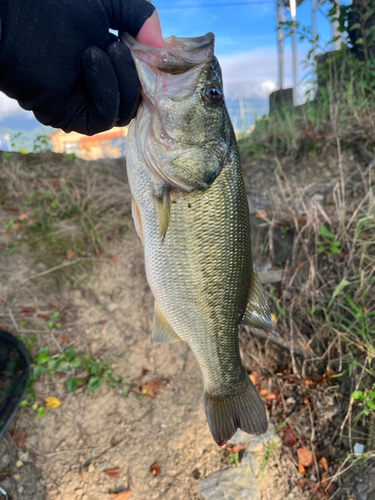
<box><xmin>204</xmin><ymin>82</ymin><xmax>223</xmax><ymax>104</ymax></box>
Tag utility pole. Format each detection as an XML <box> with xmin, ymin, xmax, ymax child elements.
<box><xmin>331</xmin><ymin>0</ymin><xmax>341</xmax><ymax>50</ymax></box>
<box><xmin>290</xmin><ymin>0</ymin><xmax>298</xmax><ymax>106</ymax></box>
<box><xmin>312</xmin><ymin>0</ymin><xmax>317</xmax><ymax>92</ymax></box>
<box><xmin>276</xmin><ymin>0</ymin><xmax>284</xmax><ymax>89</ymax></box>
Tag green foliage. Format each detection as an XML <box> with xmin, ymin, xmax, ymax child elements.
<box><xmin>352</xmin><ymin>385</ymin><xmax>375</xmax><ymax>422</ymax></box>
<box><xmin>226</xmin><ymin>450</ymin><xmax>240</xmax><ymax>467</ymax></box>
<box><xmin>317</xmin><ymin>224</ymin><xmax>341</xmax><ymax>256</ymax></box>
<box><xmin>19</xmin><ymin>337</ymin><xmax>130</xmax><ymax>419</ymax></box>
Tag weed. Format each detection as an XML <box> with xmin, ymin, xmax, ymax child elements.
<box><xmin>226</xmin><ymin>450</ymin><xmax>240</xmax><ymax>467</ymax></box>
<box><xmin>352</xmin><ymin>385</ymin><xmax>375</xmax><ymax>423</ymax></box>
<box><xmin>317</xmin><ymin>224</ymin><xmax>341</xmax><ymax>255</ymax></box>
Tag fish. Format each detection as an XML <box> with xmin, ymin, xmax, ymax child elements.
<box><xmin>123</xmin><ymin>32</ymin><xmax>275</xmax><ymax>445</ymax></box>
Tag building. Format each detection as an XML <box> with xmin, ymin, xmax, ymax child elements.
<box><xmin>49</xmin><ymin>126</ymin><xmax>128</xmax><ymax>160</ymax></box>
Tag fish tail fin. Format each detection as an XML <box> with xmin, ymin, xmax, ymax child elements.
<box><xmin>204</xmin><ymin>375</ymin><xmax>267</xmax><ymax>445</ymax></box>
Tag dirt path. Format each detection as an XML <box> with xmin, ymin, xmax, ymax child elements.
<box><xmin>0</xmin><ymin>207</ymin><xmax>305</xmax><ymax>500</ymax></box>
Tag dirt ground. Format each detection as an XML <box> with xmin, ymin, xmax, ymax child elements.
<box><xmin>0</xmin><ymin>160</ymin><xmax>303</xmax><ymax>500</ymax></box>
<box><xmin>1</xmin><ymin>139</ymin><xmax>374</xmax><ymax>500</ymax></box>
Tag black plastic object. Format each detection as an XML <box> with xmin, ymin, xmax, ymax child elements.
<box><xmin>0</xmin><ymin>330</ymin><xmax>31</xmax><ymax>439</ymax></box>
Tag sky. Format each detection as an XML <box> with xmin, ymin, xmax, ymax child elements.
<box><xmin>0</xmin><ymin>0</ymin><xmax>342</xmax><ymax>135</ymax></box>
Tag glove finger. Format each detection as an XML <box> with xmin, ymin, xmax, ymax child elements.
<box><xmin>106</xmin><ymin>42</ymin><xmax>140</xmax><ymax>126</ymax></box>
<box><xmin>103</xmin><ymin>0</ymin><xmax>155</xmax><ymax>36</ymax></box>
<box><xmin>44</xmin><ymin>46</ymin><xmax>120</xmax><ymax>135</ymax></box>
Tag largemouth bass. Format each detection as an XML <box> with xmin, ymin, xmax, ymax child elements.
<box><xmin>123</xmin><ymin>32</ymin><xmax>274</xmax><ymax>445</ymax></box>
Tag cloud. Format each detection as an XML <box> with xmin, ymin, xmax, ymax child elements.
<box><xmin>0</xmin><ymin>92</ymin><xmax>34</xmax><ymax>122</ymax></box>
<box><xmin>218</xmin><ymin>46</ymin><xmax>308</xmax><ymax>101</ymax></box>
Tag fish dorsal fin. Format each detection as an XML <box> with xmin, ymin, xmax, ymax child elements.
<box><xmin>241</xmin><ymin>268</ymin><xmax>275</xmax><ymax>333</ymax></box>
<box><xmin>152</xmin><ymin>304</ymin><xmax>181</xmax><ymax>344</ymax></box>
<box><xmin>154</xmin><ymin>185</ymin><xmax>171</xmax><ymax>242</ymax></box>
<box><xmin>131</xmin><ymin>197</ymin><xmax>143</xmax><ymax>245</ymax></box>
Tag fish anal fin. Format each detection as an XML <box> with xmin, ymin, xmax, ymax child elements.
<box><xmin>204</xmin><ymin>375</ymin><xmax>268</xmax><ymax>444</ymax></box>
<box><xmin>154</xmin><ymin>185</ymin><xmax>171</xmax><ymax>243</ymax></box>
<box><xmin>152</xmin><ymin>304</ymin><xmax>181</xmax><ymax>344</ymax></box>
<box><xmin>131</xmin><ymin>197</ymin><xmax>143</xmax><ymax>245</ymax></box>
<box><xmin>241</xmin><ymin>268</ymin><xmax>275</xmax><ymax>333</ymax></box>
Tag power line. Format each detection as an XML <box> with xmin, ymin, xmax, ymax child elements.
<box><xmin>157</xmin><ymin>2</ymin><xmax>273</xmax><ymax>10</ymax></box>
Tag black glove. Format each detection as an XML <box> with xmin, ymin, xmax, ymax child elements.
<box><xmin>0</xmin><ymin>0</ymin><xmax>155</xmax><ymax>135</ymax></box>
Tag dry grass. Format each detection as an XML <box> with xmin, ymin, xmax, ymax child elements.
<box><xmin>0</xmin><ymin>151</ymin><xmax>131</xmax><ymax>256</ymax></box>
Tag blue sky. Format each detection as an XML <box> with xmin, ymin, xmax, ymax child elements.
<box><xmin>0</xmin><ymin>0</ymin><xmax>343</xmax><ymax>133</ymax></box>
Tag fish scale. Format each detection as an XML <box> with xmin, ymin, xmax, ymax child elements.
<box><xmin>124</xmin><ymin>32</ymin><xmax>274</xmax><ymax>444</ymax></box>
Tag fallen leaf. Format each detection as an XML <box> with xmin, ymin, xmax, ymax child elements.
<box><xmin>52</xmin><ymin>179</ymin><xmax>60</xmax><ymax>190</ymax></box>
<box><xmin>98</xmin><ymin>320</ymin><xmax>107</xmax><ymax>325</ymax></box>
<box><xmin>141</xmin><ymin>379</ymin><xmax>160</xmax><ymax>398</ymax></box>
<box><xmin>109</xmin><ymin>255</ymin><xmax>117</xmax><ymax>262</ymax></box>
<box><xmin>297</xmin><ymin>260</ymin><xmax>306</xmax><ymax>269</ymax></box>
<box><xmin>150</xmin><ymin>462</ymin><xmax>161</xmax><ymax>477</ymax></box>
<box><xmin>27</xmin><ymin>219</ymin><xmax>36</xmax><ymax>226</ymax></box>
<box><xmin>315</xmin><ymin>134</ymin><xmax>325</xmax><ymax>140</ymax></box>
<box><xmin>298</xmin><ymin>217</ymin><xmax>307</xmax><ymax>226</ymax></box>
<box><xmin>18</xmin><ymin>213</ymin><xmax>27</xmax><ymax>221</ymax></box>
<box><xmin>297</xmin><ymin>447</ymin><xmax>314</xmax><ymax>467</ymax></box>
<box><xmin>0</xmin><ymin>471</ymin><xmax>10</xmax><ymax>481</ymax></box>
<box><xmin>66</xmin><ymin>251</ymin><xmax>75</xmax><ymax>259</ymax></box>
<box><xmin>103</xmin><ymin>468</ymin><xmax>121</xmax><ymax>478</ymax></box>
<box><xmin>315</xmin><ymin>376</ymin><xmax>326</xmax><ymax>385</ymax></box>
<box><xmin>232</xmin><ymin>443</ymin><xmax>248</xmax><ymax>454</ymax></box>
<box><xmin>270</xmin><ymin>313</ymin><xmax>277</xmax><ymax>325</ymax></box>
<box><xmin>259</xmin><ymin>389</ymin><xmax>277</xmax><ymax>400</ymax></box>
<box><xmin>57</xmin><ymin>335</ymin><xmax>69</xmax><ymax>343</ymax></box>
<box><xmin>21</xmin><ymin>307</ymin><xmax>36</xmax><ymax>314</ymax></box>
<box><xmin>13</xmin><ymin>473</ymin><xmax>20</xmax><ymax>481</ymax></box>
<box><xmin>17</xmin><ymin>224</ymin><xmax>24</xmax><ymax>231</ymax></box>
<box><xmin>282</xmin><ymin>428</ymin><xmax>297</xmax><ymax>447</ymax></box>
<box><xmin>326</xmin><ymin>367</ymin><xmax>337</xmax><ymax>380</ymax></box>
<box><xmin>249</xmin><ymin>372</ymin><xmax>258</xmax><ymax>385</ymax></box>
<box><xmin>9</xmin><ymin>207</ymin><xmax>18</xmax><ymax>213</ymax></box>
<box><xmin>320</xmin><ymin>471</ymin><xmax>329</xmax><ymax>486</ymax></box>
<box><xmin>301</xmin><ymin>375</ymin><xmax>315</xmax><ymax>387</ymax></box>
<box><xmin>38</xmin><ymin>313</ymin><xmax>50</xmax><ymax>319</ymax></box>
<box><xmin>298</xmin><ymin>462</ymin><xmax>306</xmax><ymax>476</ymax></box>
<box><xmin>43</xmin><ymin>397</ymin><xmax>61</xmax><ymax>409</ymax></box>
<box><xmin>109</xmin><ymin>491</ymin><xmax>131</xmax><ymax>499</ymax></box>
<box><xmin>254</xmin><ymin>209</ymin><xmax>268</xmax><ymax>219</ymax></box>
<box><xmin>10</xmin><ymin>429</ymin><xmax>27</xmax><ymax>448</ymax></box>
<box><xmin>318</xmin><ymin>457</ymin><xmax>328</xmax><ymax>472</ymax></box>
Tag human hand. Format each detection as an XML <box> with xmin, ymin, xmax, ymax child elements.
<box><xmin>0</xmin><ymin>0</ymin><xmax>164</xmax><ymax>135</ymax></box>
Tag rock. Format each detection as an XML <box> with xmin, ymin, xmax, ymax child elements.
<box><xmin>200</xmin><ymin>462</ymin><xmax>259</xmax><ymax>500</ymax></box>
<box><xmin>95</xmin><ymin>461</ymin><xmax>109</xmax><ymax>471</ymax></box>
<box><xmin>106</xmin><ymin>302</ymin><xmax>119</xmax><ymax>312</ymax></box>
<box><xmin>231</xmin><ymin>422</ymin><xmax>281</xmax><ymax>453</ymax></box>
<box><xmin>18</xmin><ymin>451</ymin><xmax>30</xmax><ymax>463</ymax></box>
<box><xmin>200</xmin><ymin>424</ymin><xmax>280</xmax><ymax>500</ymax></box>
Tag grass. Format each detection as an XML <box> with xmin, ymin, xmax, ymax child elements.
<box><xmin>0</xmin><ymin>151</ymin><xmax>131</xmax><ymax>256</ymax></box>
<box><xmin>237</xmin><ymin>52</ymin><xmax>375</xmax><ymax>491</ymax></box>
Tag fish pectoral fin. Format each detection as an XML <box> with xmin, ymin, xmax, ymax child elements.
<box><xmin>152</xmin><ymin>304</ymin><xmax>181</xmax><ymax>344</ymax></box>
<box><xmin>131</xmin><ymin>197</ymin><xmax>143</xmax><ymax>245</ymax></box>
<box><xmin>241</xmin><ymin>268</ymin><xmax>275</xmax><ymax>333</ymax></box>
<box><xmin>154</xmin><ymin>185</ymin><xmax>171</xmax><ymax>243</ymax></box>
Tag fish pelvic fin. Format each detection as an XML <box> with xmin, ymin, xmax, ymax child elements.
<box><xmin>152</xmin><ymin>304</ymin><xmax>181</xmax><ymax>344</ymax></box>
<box><xmin>241</xmin><ymin>268</ymin><xmax>275</xmax><ymax>333</ymax></box>
<box><xmin>131</xmin><ymin>197</ymin><xmax>143</xmax><ymax>245</ymax></box>
<box><xmin>204</xmin><ymin>375</ymin><xmax>268</xmax><ymax>445</ymax></box>
<box><xmin>154</xmin><ymin>185</ymin><xmax>171</xmax><ymax>243</ymax></box>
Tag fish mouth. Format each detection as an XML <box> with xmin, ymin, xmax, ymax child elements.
<box><xmin>121</xmin><ymin>32</ymin><xmax>215</xmax><ymax>75</ymax></box>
